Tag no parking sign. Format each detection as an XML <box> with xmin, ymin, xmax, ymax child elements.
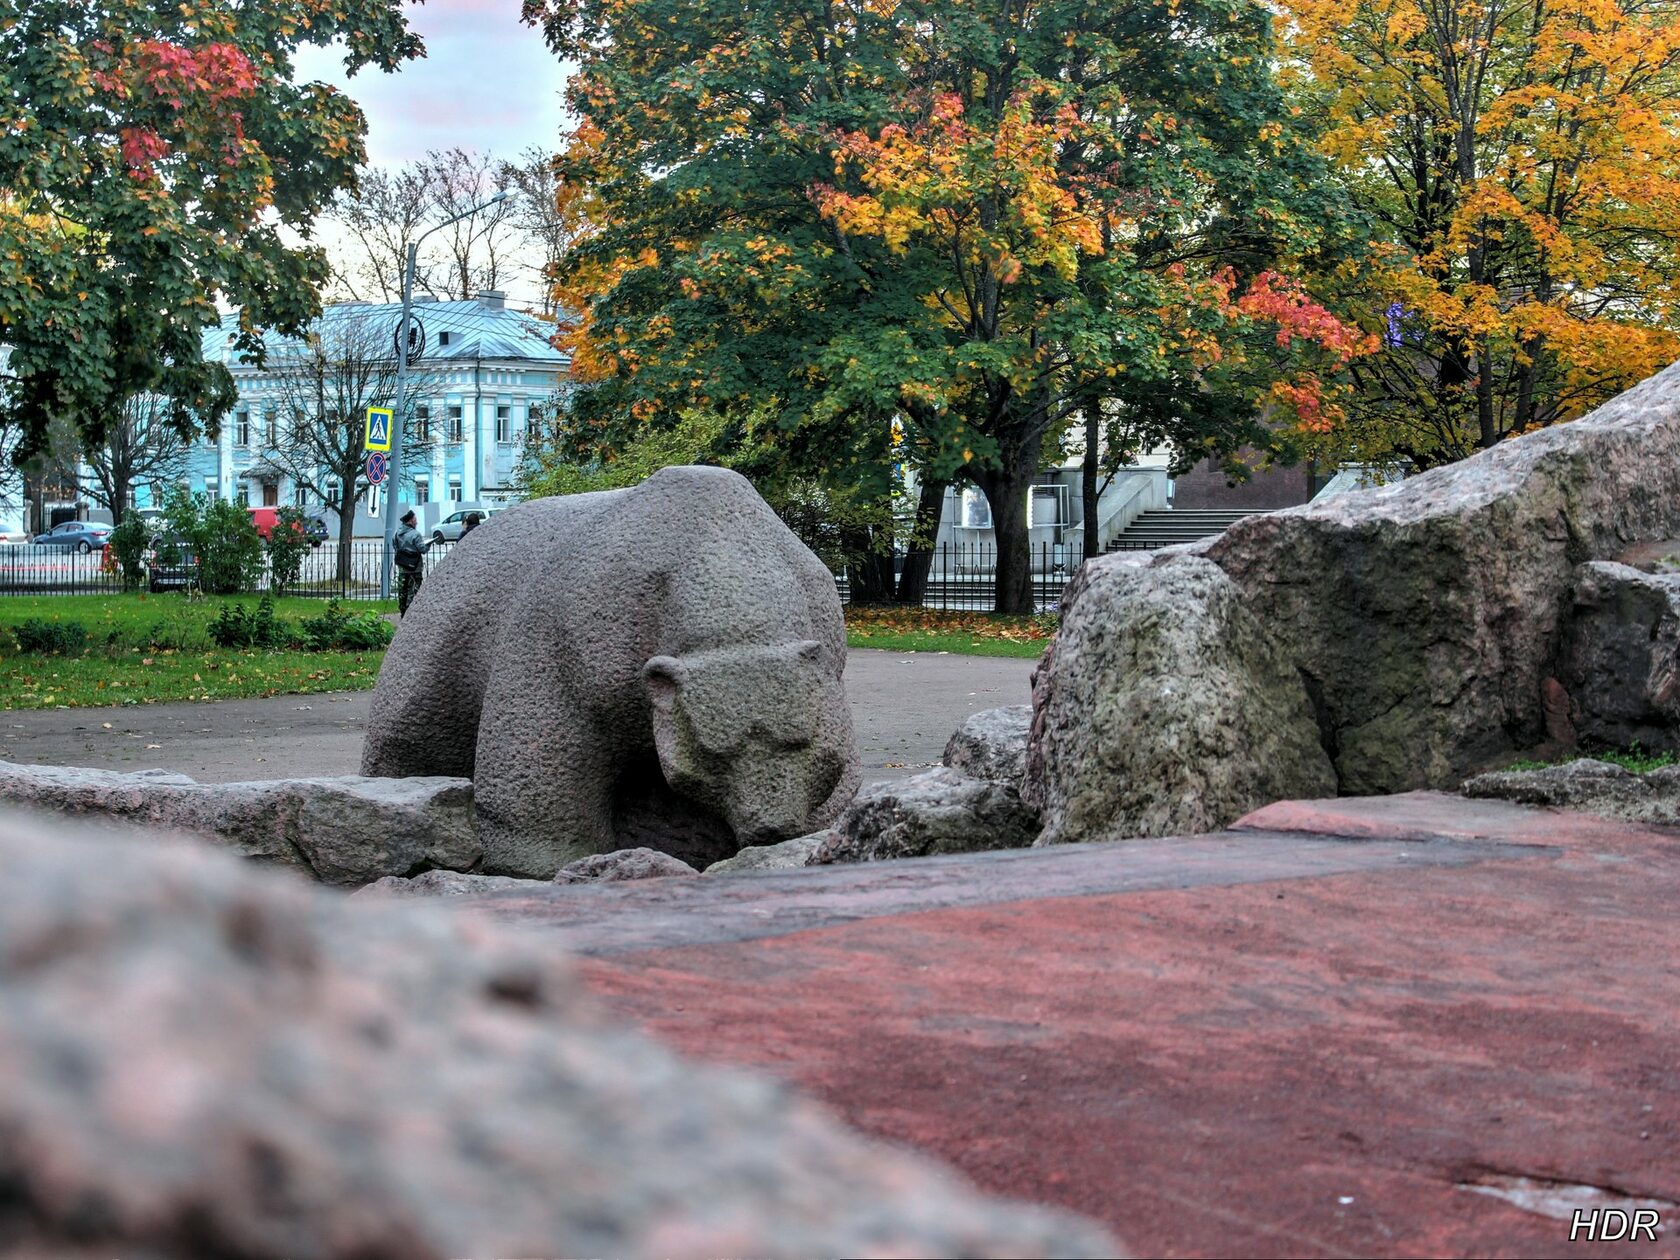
<box><xmin>365</xmin><ymin>451</ymin><xmax>388</xmax><ymax>485</ymax></box>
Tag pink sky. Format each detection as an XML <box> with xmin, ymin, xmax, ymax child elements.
<box><xmin>292</xmin><ymin>0</ymin><xmax>571</xmax><ymax>167</ymax></box>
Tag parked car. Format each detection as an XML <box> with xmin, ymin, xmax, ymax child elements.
<box><xmin>301</xmin><ymin>515</ymin><xmax>329</xmax><ymax>548</ymax></box>
<box><xmin>250</xmin><ymin>506</ymin><xmax>329</xmax><ymax>548</ymax></box>
<box><xmin>144</xmin><ymin>533</ymin><xmax>199</xmax><ymax>593</ymax></box>
<box><xmin>430</xmin><ymin>509</ymin><xmax>495</xmax><ymax>544</ymax></box>
<box><xmin>30</xmin><ymin>521</ymin><xmax>113</xmax><ymax>553</ymax></box>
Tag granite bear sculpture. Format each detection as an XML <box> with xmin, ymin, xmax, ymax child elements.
<box><xmin>362</xmin><ymin>466</ymin><xmax>861</xmax><ymax>876</ymax></box>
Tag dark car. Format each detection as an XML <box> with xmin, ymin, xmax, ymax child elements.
<box><xmin>145</xmin><ymin>533</ymin><xmax>199</xmax><ymax>593</ymax></box>
<box><xmin>301</xmin><ymin>515</ymin><xmax>329</xmax><ymax>548</ymax></box>
<box><xmin>31</xmin><ymin>521</ymin><xmax>112</xmax><ymax>553</ymax></box>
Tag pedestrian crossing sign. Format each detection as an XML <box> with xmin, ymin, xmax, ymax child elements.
<box><xmin>364</xmin><ymin>407</ymin><xmax>393</xmax><ymax>452</ymax></box>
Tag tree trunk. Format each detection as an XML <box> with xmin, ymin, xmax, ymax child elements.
<box><xmin>973</xmin><ymin>453</ymin><xmax>1036</xmax><ymax>616</ymax></box>
<box><xmin>841</xmin><ymin>522</ymin><xmax>893</xmax><ymax>604</ymax></box>
<box><xmin>108</xmin><ymin>471</ymin><xmax>130</xmax><ymax>529</ymax></box>
<box><xmin>894</xmin><ymin>476</ymin><xmax>948</xmax><ymax>607</ymax></box>
<box><xmin>1081</xmin><ymin>397</ymin><xmax>1100</xmax><ymax>561</ymax></box>
<box><xmin>336</xmin><ymin>498</ymin><xmax>356</xmax><ymax>584</ymax></box>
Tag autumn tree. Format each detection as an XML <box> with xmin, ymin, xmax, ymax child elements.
<box><xmin>1284</xmin><ymin>0</ymin><xmax>1680</xmax><ymax>465</ymax></box>
<box><xmin>527</xmin><ymin>0</ymin><xmax>1371</xmax><ymax>612</ymax></box>
<box><xmin>268</xmin><ymin>309</ymin><xmax>403</xmax><ymax>581</ymax></box>
<box><xmin>0</xmin><ymin>0</ymin><xmax>422</xmax><ymax>461</ymax></box>
<box><xmin>49</xmin><ymin>394</ymin><xmax>191</xmax><ymax>526</ymax></box>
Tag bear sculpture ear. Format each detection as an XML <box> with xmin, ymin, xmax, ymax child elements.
<box><xmin>642</xmin><ymin>655</ymin><xmax>686</xmax><ymax>713</ymax></box>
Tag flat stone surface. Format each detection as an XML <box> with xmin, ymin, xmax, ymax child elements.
<box><xmin>445</xmin><ymin>793</ymin><xmax>1680</xmax><ymax>1257</ymax></box>
<box><xmin>0</xmin><ymin>648</ymin><xmax>1031</xmax><ymax>787</ymax></box>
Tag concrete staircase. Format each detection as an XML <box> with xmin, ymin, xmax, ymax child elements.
<box><xmin>1106</xmin><ymin>508</ymin><xmax>1254</xmax><ymax>552</ymax></box>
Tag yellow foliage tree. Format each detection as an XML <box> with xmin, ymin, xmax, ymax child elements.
<box><xmin>1285</xmin><ymin>0</ymin><xmax>1680</xmax><ymax>464</ymax></box>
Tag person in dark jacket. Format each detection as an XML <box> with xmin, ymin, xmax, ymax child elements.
<box><xmin>393</xmin><ymin>509</ymin><xmax>433</xmax><ymax>616</ymax></box>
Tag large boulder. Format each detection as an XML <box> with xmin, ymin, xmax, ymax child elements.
<box><xmin>942</xmin><ymin>705</ymin><xmax>1031</xmax><ymax>793</ymax></box>
<box><xmin>1200</xmin><ymin>363</ymin><xmax>1680</xmax><ymax>792</ymax></box>
<box><xmin>813</xmin><ymin>767</ymin><xmax>1040</xmax><ymax>864</ymax></box>
<box><xmin>0</xmin><ymin>810</ymin><xmax>1116</xmax><ymax>1258</ymax></box>
<box><xmin>1028</xmin><ymin>556</ymin><xmax>1335</xmax><ymax>844</ymax></box>
<box><xmin>553</xmin><ymin>846</ymin><xmax>699</xmax><ymax>884</ymax></box>
<box><xmin>0</xmin><ymin>760</ymin><xmax>478</xmax><ymax>885</ymax></box>
<box><xmin>363</xmin><ymin>466</ymin><xmax>861</xmax><ymax>877</ymax></box>
<box><xmin>1560</xmin><ymin>561</ymin><xmax>1680</xmax><ymax>752</ymax></box>
<box><xmin>703</xmin><ymin>832</ymin><xmax>826</xmax><ymax>875</ymax></box>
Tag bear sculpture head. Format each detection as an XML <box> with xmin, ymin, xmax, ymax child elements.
<box><xmin>642</xmin><ymin>641</ymin><xmax>848</xmax><ymax>848</ymax></box>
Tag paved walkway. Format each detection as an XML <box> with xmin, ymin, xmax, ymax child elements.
<box><xmin>0</xmin><ymin>648</ymin><xmax>1031</xmax><ymax>786</ymax></box>
<box><xmin>454</xmin><ymin>793</ymin><xmax>1680</xmax><ymax>1258</ymax></box>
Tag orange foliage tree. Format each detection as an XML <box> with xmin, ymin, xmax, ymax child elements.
<box><xmin>1284</xmin><ymin>0</ymin><xmax>1680</xmax><ymax>465</ymax></box>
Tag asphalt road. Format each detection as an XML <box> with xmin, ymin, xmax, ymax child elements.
<box><xmin>0</xmin><ymin>648</ymin><xmax>1034</xmax><ymax>786</ymax></box>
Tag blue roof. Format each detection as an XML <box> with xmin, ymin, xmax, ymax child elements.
<box><xmin>205</xmin><ymin>299</ymin><xmax>570</xmax><ymax>369</ymax></box>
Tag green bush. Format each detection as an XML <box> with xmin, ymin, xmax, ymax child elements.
<box><xmin>298</xmin><ymin>600</ymin><xmax>393</xmax><ymax>651</ymax></box>
<box><xmin>208</xmin><ymin>594</ymin><xmax>292</xmax><ymax>649</ymax></box>
<box><xmin>160</xmin><ymin>486</ymin><xmax>264</xmax><ymax>596</ymax></box>
<box><xmin>146</xmin><ymin>605</ymin><xmax>209</xmax><ymax>651</ymax></box>
<box><xmin>12</xmin><ymin>618</ymin><xmax>89</xmax><ymax>655</ymax></box>
<box><xmin>266</xmin><ymin>506</ymin><xmax>312</xmax><ymax>597</ymax></box>
<box><xmin>108</xmin><ymin>516</ymin><xmax>150</xmax><ymax>589</ymax></box>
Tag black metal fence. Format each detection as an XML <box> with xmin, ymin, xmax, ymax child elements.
<box><xmin>0</xmin><ymin>539</ymin><xmax>457</xmax><ymax>601</ymax></box>
<box><xmin>2</xmin><ymin>536</ymin><xmax>1139</xmax><ymax>610</ymax></box>
<box><xmin>837</xmin><ymin>540</ymin><xmax>1088</xmax><ymax>612</ymax></box>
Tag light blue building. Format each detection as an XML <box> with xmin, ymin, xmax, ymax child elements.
<box><xmin>142</xmin><ymin>290</ymin><xmax>571</xmax><ymax>534</ymax></box>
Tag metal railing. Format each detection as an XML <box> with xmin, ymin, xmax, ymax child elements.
<box><xmin>838</xmin><ymin>541</ymin><xmax>1086</xmax><ymax>612</ymax></box>
<box><xmin>0</xmin><ymin>539</ymin><xmax>455</xmax><ymax>601</ymax></box>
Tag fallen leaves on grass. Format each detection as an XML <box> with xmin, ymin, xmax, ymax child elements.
<box><xmin>844</xmin><ymin>607</ymin><xmax>1058</xmax><ymax>643</ymax></box>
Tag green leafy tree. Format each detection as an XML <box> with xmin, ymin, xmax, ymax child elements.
<box><xmin>526</xmin><ymin>0</ymin><xmax>1371</xmax><ymax>611</ymax></box>
<box><xmin>266</xmin><ymin>505</ymin><xmax>313</xmax><ymax>597</ymax></box>
<box><xmin>160</xmin><ymin>485</ymin><xmax>263</xmax><ymax>595</ymax></box>
<box><xmin>0</xmin><ymin>0</ymin><xmax>422</xmax><ymax>461</ymax></box>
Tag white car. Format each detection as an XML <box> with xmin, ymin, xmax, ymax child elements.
<box><xmin>430</xmin><ymin>509</ymin><xmax>495</xmax><ymax>544</ymax></box>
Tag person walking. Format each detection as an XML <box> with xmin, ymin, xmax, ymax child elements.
<box><xmin>393</xmin><ymin>509</ymin><xmax>433</xmax><ymax>616</ymax></box>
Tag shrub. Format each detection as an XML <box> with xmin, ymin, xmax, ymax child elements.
<box><xmin>12</xmin><ymin>619</ymin><xmax>89</xmax><ymax>655</ymax></box>
<box><xmin>266</xmin><ymin>506</ymin><xmax>312</xmax><ymax>597</ymax></box>
<box><xmin>160</xmin><ymin>486</ymin><xmax>265</xmax><ymax>596</ymax></box>
<box><xmin>208</xmin><ymin>595</ymin><xmax>292</xmax><ymax>650</ymax></box>
<box><xmin>298</xmin><ymin>600</ymin><xmax>393</xmax><ymax>651</ymax></box>
<box><xmin>108</xmin><ymin>516</ymin><xmax>151</xmax><ymax>589</ymax></box>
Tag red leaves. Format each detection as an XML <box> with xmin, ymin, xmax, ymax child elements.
<box><xmin>119</xmin><ymin>127</ymin><xmax>169</xmax><ymax>180</ymax></box>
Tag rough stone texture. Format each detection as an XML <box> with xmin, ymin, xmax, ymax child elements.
<box><xmin>363</xmin><ymin>466</ymin><xmax>861</xmax><ymax>878</ymax></box>
<box><xmin>0</xmin><ymin>810</ymin><xmax>1116</xmax><ymax>1259</ymax></box>
<box><xmin>1028</xmin><ymin>556</ymin><xmax>1336</xmax><ymax>845</ymax></box>
<box><xmin>1560</xmin><ymin>561</ymin><xmax>1680</xmax><ymax>752</ymax></box>
<box><xmin>354</xmin><ymin>869</ymin><xmax>541</xmax><ymax>899</ymax></box>
<box><xmin>1462</xmin><ymin>757</ymin><xmax>1680</xmax><ymax>825</ymax></box>
<box><xmin>703</xmin><ymin>832</ymin><xmax>826</xmax><ymax>875</ymax></box>
<box><xmin>813</xmin><ymin>768</ymin><xmax>1040</xmax><ymax>864</ymax></box>
<box><xmin>942</xmin><ymin>705</ymin><xmax>1031</xmax><ymax>793</ymax></box>
<box><xmin>0</xmin><ymin>759</ymin><xmax>478</xmax><ymax>885</ymax></box>
<box><xmin>554</xmin><ymin>846</ymin><xmax>699</xmax><ymax>884</ymax></box>
<box><xmin>1199</xmin><ymin>362</ymin><xmax>1680</xmax><ymax>793</ymax></box>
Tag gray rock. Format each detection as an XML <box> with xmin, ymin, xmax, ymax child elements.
<box><xmin>1463</xmin><ymin>758</ymin><xmax>1680</xmax><ymax>825</ymax></box>
<box><xmin>1561</xmin><ymin>561</ymin><xmax>1680</xmax><ymax>752</ymax></box>
<box><xmin>814</xmin><ymin>767</ymin><xmax>1040</xmax><ymax>864</ymax></box>
<box><xmin>0</xmin><ymin>760</ymin><xmax>478</xmax><ymax>885</ymax></box>
<box><xmin>355</xmin><ymin>869</ymin><xmax>542</xmax><ymax>899</ymax></box>
<box><xmin>1027</xmin><ymin>556</ymin><xmax>1336</xmax><ymax>845</ymax></box>
<box><xmin>554</xmin><ymin>846</ymin><xmax>699</xmax><ymax>884</ymax></box>
<box><xmin>703</xmin><ymin>832</ymin><xmax>826</xmax><ymax>875</ymax></box>
<box><xmin>1200</xmin><ymin>362</ymin><xmax>1680</xmax><ymax>792</ymax></box>
<box><xmin>943</xmin><ymin>705</ymin><xmax>1031</xmax><ymax>792</ymax></box>
<box><xmin>363</xmin><ymin>466</ymin><xmax>862</xmax><ymax>877</ymax></box>
<box><xmin>0</xmin><ymin>810</ymin><xmax>1118</xmax><ymax>1259</ymax></box>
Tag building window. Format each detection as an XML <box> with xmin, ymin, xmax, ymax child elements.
<box><xmin>495</xmin><ymin>404</ymin><xmax>511</xmax><ymax>443</ymax></box>
<box><xmin>236</xmin><ymin>483</ymin><xmax>250</xmax><ymax>507</ymax></box>
<box><xmin>264</xmin><ymin>406</ymin><xmax>279</xmax><ymax>448</ymax></box>
<box><xmin>526</xmin><ymin>405</ymin><xmax>543</xmax><ymax>442</ymax></box>
<box><xmin>958</xmin><ymin>486</ymin><xmax>992</xmax><ymax>529</ymax></box>
<box><xmin>413</xmin><ymin>476</ymin><xmax>429</xmax><ymax>504</ymax></box>
<box><xmin>448</xmin><ymin>476</ymin><xmax>463</xmax><ymax>503</ymax></box>
<box><xmin>439</xmin><ymin>330</ymin><xmax>452</xmax><ymax>347</ymax></box>
<box><xmin>448</xmin><ymin>405</ymin><xmax>464</xmax><ymax>442</ymax></box>
<box><xmin>204</xmin><ymin>478</ymin><xmax>219</xmax><ymax>502</ymax></box>
<box><xmin>295</xmin><ymin>484</ymin><xmax>308</xmax><ymax>507</ymax></box>
<box><xmin>327</xmin><ymin>479</ymin><xmax>342</xmax><ymax>506</ymax></box>
<box><xmin>1028</xmin><ymin>484</ymin><xmax>1068</xmax><ymax>529</ymax></box>
<box><xmin>234</xmin><ymin>410</ymin><xmax>249</xmax><ymax>447</ymax></box>
<box><xmin>414</xmin><ymin>404</ymin><xmax>430</xmax><ymax>443</ymax></box>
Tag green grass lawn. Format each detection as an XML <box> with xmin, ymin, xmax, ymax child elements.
<box><xmin>844</xmin><ymin>607</ymin><xmax>1056</xmax><ymax>659</ymax></box>
<box><xmin>0</xmin><ymin>593</ymin><xmax>394</xmax><ymax>709</ymax></box>
<box><xmin>0</xmin><ymin>594</ymin><xmax>1054</xmax><ymax>709</ymax></box>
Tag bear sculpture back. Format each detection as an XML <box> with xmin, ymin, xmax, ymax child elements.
<box><xmin>362</xmin><ymin>467</ymin><xmax>861</xmax><ymax>876</ymax></box>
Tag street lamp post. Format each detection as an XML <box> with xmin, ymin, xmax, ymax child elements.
<box><xmin>379</xmin><ymin>190</ymin><xmax>509</xmax><ymax>601</ymax></box>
